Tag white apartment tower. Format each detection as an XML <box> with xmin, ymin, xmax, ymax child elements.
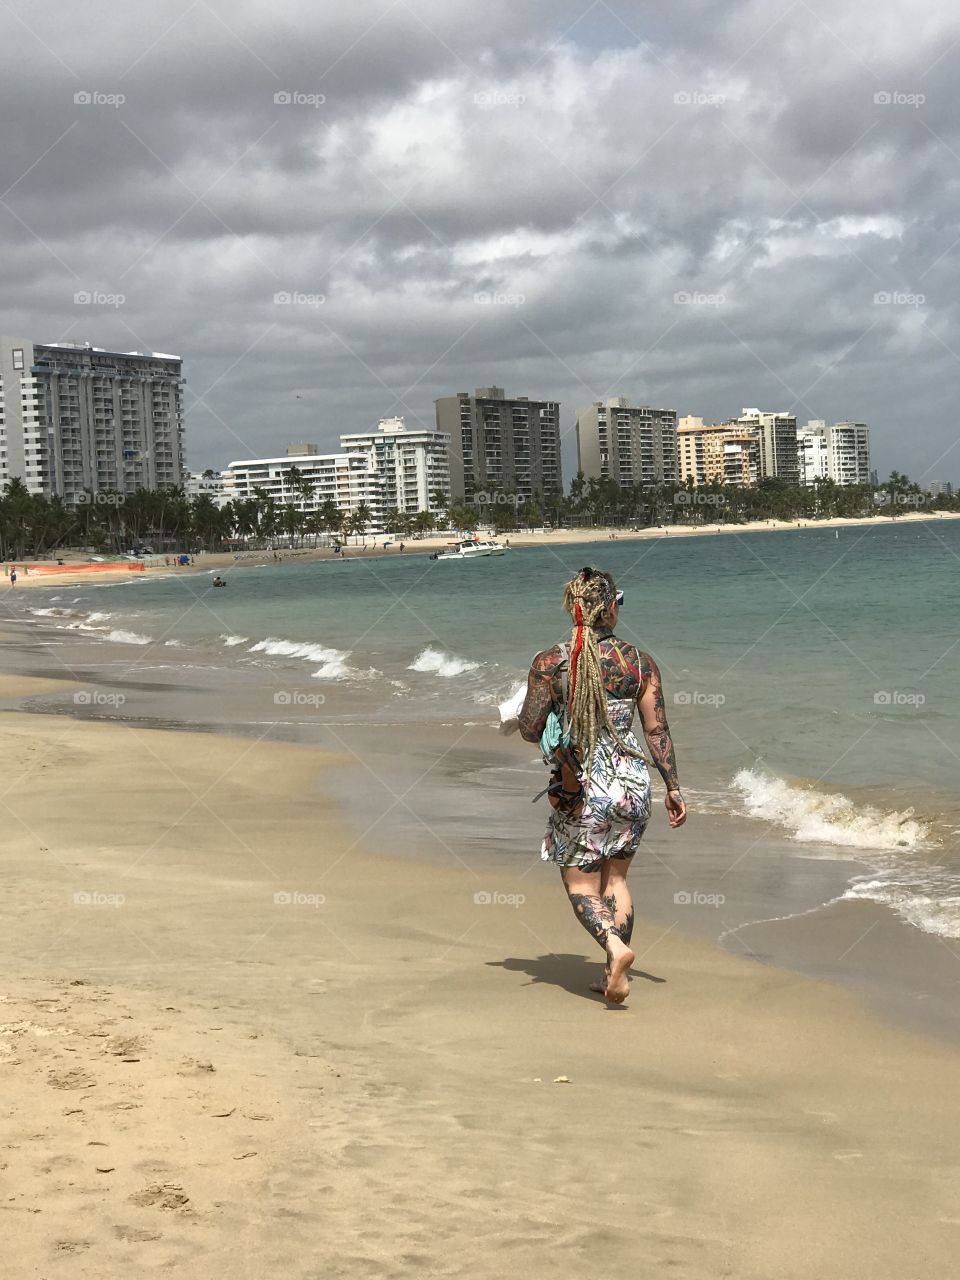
<box><xmin>339</xmin><ymin>416</ymin><xmax>451</xmax><ymax>516</ymax></box>
<box><xmin>576</xmin><ymin>398</ymin><xmax>678</xmax><ymax>487</ymax></box>
<box><xmin>221</xmin><ymin>445</ymin><xmax>382</xmax><ymax>528</ymax></box>
<box><xmin>0</xmin><ymin>337</ymin><xmax>185</xmax><ymax>503</ymax></box>
<box><xmin>798</xmin><ymin>420</ymin><xmax>870</xmax><ymax>486</ymax></box>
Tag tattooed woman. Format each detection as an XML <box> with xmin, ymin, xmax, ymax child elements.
<box><xmin>518</xmin><ymin>567</ymin><xmax>686</xmax><ymax>1004</ymax></box>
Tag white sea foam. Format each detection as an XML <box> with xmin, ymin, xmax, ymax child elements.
<box><xmin>164</xmin><ymin>639</ymin><xmax>184</xmax><ymax>647</ymax></box>
<box><xmin>248</xmin><ymin>637</ymin><xmax>347</xmax><ymax>664</ymax></box>
<box><xmin>102</xmin><ymin>629</ymin><xmax>152</xmax><ymax>646</ymax></box>
<box><xmin>220</xmin><ymin>634</ymin><xmax>249</xmax><ymax>647</ymax></box>
<box><xmin>246</xmin><ymin>636</ymin><xmax>374</xmax><ymax>682</ymax></box>
<box><xmin>732</xmin><ymin>767</ymin><xmax>931</xmax><ymax>851</ymax></box>
<box><xmin>843</xmin><ymin>877</ymin><xmax>960</xmax><ymax>938</ymax></box>
<box><xmin>409</xmin><ymin>647</ymin><xmax>480</xmax><ymax>678</ymax></box>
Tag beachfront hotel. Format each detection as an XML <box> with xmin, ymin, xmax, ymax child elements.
<box><xmin>339</xmin><ymin>417</ymin><xmax>451</xmax><ymax>517</ymax></box>
<box><xmin>435</xmin><ymin>386</ymin><xmax>563</xmax><ymax>502</ymax></box>
<box><xmin>797</xmin><ymin>420</ymin><xmax>871</xmax><ymax>487</ymax></box>
<box><xmin>575</xmin><ymin>398</ymin><xmax>679</xmax><ymax>489</ymax></box>
<box><xmin>677</xmin><ymin>416</ymin><xmax>759</xmax><ymax>486</ymax></box>
<box><xmin>221</xmin><ymin>444</ymin><xmax>383</xmax><ymax>526</ymax></box>
<box><xmin>0</xmin><ymin>336</ymin><xmax>185</xmax><ymax>504</ymax></box>
<box><xmin>736</xmin><ymin>408</ymin><xmax>801</xmax><ymax>485</ymax></box>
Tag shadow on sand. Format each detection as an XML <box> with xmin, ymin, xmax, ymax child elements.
<box><xmin>487</xmin><ymin>953</ymin><xmax>666</xmax><ymax>1003</ymax></box>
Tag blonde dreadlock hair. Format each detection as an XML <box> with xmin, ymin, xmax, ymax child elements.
<box><xmin>562</xmin><ymin>566</ymin><xmax>643</xmax><ymax>779</ymax></box>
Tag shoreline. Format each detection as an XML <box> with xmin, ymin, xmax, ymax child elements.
<box><xmin>6</xmin><ymin>508</ymin><xmax>960</xmax><ymax>588</ymax></box>
<box><xmin>2</xmin><ymin>700</ymin><xmax>960</xmax><ymax>1276</ymax></box>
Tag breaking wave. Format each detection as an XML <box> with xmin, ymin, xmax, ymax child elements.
<box><xmin>408</xmin><ymin>647</ymin><xmax>481</xmax><ymax>678</ymax></box>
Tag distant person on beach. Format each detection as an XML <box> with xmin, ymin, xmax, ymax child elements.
<box><xmin>518</xmin><ymin>566</ymin><xmax>686</xmax><ymax>1004</ymax></box>
<box><xmin>9</xmin><ymin>568</ymin><xmax>16</xmax><ymax>587</ymax></box>
<box><xmin>212</xmin><ymin>575</ymin><xmax>226</xmax><ymax>588</ymax></box>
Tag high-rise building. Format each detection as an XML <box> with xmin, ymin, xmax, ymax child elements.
<box><xmin>0</xmin><ymin>337</ymin><xmax>185</xmax><ymax>503</ymax></box>
<box><xmin>435</xmin><ymin>386</ymin><xmax>562</xmax><ymax>502</ymax></box>
<box><xmin>576</xmin><ymin>398</ymin><xmax>678</xmax><ymax>488</ymax></box>
<box><xmin>737</xmin><ymin>408</ymin><xmax>800</xmax><ymax>483</ymax></box>
<box><xmin>677</xmin><ymin>416</ymin><xmax>759</xmax><ymax>486</ymax></box>
<box><xmin>797</xmin><ymin>420</ymin><xmax>870</xmax><ymax>486</ymax></box>
<box><xmin>339</xmin><ymin>416</ymin><xmax>450</xmax><ymax>516</ymax></box>
<box><xmin>221</xmin><ymin>446</ymin><xmax>382</xmax><ymax>529</ymax></box>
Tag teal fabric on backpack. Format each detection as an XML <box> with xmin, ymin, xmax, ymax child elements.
<box><xmin>539</xmin><ymin>708</ymin><xmax>569</xmax><ymax>760</ymax></box>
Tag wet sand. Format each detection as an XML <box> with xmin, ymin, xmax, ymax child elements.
<box><xmin>2</xmin><ymin>690</ymin><xmax>960</xmax><ymax>1276</ymax></box>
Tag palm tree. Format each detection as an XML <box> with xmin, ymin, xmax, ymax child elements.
<box><xmin>350</xmin><ymin>502</ymin><xmax>372</xmax><ymax>547</ymax></box>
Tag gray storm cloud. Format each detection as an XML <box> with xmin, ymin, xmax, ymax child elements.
<box><xmin>1</xmin><ymin>0</ymin><xmax>958</xmax><ymax>479</ymax></box>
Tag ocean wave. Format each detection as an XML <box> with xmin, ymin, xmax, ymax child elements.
<box><xmin>220</xmin><ymin>634</ymin><xmax>249</xmax><ymax>647</ymax></box>
<box><xmin>102</xmin><ymin>629</ymin><xmax>153</xmax><ymax>646</ymax></box>
<box><xmin>247</xmin><ymin>636</ymin><xmax>375</xmax><ymax>682</ymax></box>
<box><xmin>248</xmin><ymin>637</ymin><xmax>347</xmax><ymax>664</ymax></box>
<box><xmin>732</xmin><ymin>767</ymin><xmax>931</xmax><ymax>851</ymax></box>
<box><xmin>409</xmin><ymin>647</ymin><xmax>480</xmax><ymax>678</ymax></box>
<box><xmin>843</xmin><ymin>876</ymin><xmax>960</xmax><ymax>938</ymax></box>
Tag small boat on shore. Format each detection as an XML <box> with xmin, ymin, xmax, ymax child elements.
<box><xmin>430</xmin><ymin>538</ymin><xmax>508</xmax><ymax>561</ymax></box>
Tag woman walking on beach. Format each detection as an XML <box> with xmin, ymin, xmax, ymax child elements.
<box><xmin>519</xmin><ymin>567</ymin><xmax>686</xmax><ymax>1004</ymax></box>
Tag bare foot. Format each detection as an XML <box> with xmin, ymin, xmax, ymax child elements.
<box><xmin>604</xmin><ymin>937</ymin><xmax>634</xmax><ymax>1004</ymax></box>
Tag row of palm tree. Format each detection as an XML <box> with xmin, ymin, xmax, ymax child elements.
<box><xmin>0</xmin><ymin>471</ymin><xmax>953</xmax><ymax>560</ymax></box>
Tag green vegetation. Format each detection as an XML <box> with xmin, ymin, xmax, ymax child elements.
<box><xmin>0</xmin><ymin>471</ymin><xmax>954</xmax><ymax>560</ymax></box>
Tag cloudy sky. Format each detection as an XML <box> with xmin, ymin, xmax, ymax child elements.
<box><xmin>2</xmin><ymin>0</ymin><xmax>958</xmax><ymax>483</ymax></box>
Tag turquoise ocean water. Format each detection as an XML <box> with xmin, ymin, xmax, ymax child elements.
<box><xmin>12</xmin><ymin>519</ymin><xmax>960</xmax><ymax>941</ymax></box>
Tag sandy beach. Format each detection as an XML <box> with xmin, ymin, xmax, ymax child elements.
<box><xmin>2</xmin><ymin>693</ymin><xmax>959</xmax><ymax>1278</ymax></box>
<box><xmin>6</xmin><ymin>507</ymin><xmax>960</xmax><ymax>589</ymax></box>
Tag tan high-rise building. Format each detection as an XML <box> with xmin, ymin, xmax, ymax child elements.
<box><xmin>576</xmin><ymin>398</ymin><xmax>677</xmax><ymax>488</ymax></box>
<box><xmin>677</xmin><ymin>416</ymin><xmax>759</xmax><ymax>486</ymax></box>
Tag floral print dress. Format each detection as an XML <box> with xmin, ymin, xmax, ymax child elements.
<box><xmin>541</xmin><ymin>696</ymin><xmax>652</xmax><ymax>869</ymax></box>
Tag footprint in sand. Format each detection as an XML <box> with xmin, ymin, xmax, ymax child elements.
<box><xmin>113</xmin><ymin>1224</ymin><xmax>162</xmax><ymax>1242</ymax></box>
<box><xmin>129</xmin><ymin>1183</ymin><xmax>190</xmax><ymax>1210</ymax></box>
<box><xmin>47</xmin><ymin>1068</ymin><xmax>96</xmax><ymax>1090</ymax></box>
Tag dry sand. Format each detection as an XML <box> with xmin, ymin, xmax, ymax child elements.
<box><xmin>2</xmin><ymin>704</ymin><xmax>959</xmax><ymax>1277</ymax></box>
<box><xmin>7</xmin><ymin>508</ymin><xmax>960</xmax><ymax>588</ymax></box>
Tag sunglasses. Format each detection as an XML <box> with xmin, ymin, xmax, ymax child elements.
<box><xmin>615</xmin><ymin>590</ymin><xmax>624</xmax><ymax>605</ymax></box>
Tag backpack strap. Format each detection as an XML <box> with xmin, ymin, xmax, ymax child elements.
<box><xmin>556</xmin><ymin>641</ymin><xmax>571</xmax><ymax>733</ymax></box>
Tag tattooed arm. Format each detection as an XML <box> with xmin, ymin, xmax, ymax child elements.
<box><xmin>637</xmin><ymin>653</ymin><xmax>686</xmax><ymax>828</ymax></box>
<box><xmin>518</xmin><ymin>646</ymin><xmax>562</xmax><ymax>743</ymax></box>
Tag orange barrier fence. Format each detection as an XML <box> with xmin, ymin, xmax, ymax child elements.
<box><xmin>15</xmin><ymin>562</ymin><xmax>145</xmax><ymax>575</ymax></box>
